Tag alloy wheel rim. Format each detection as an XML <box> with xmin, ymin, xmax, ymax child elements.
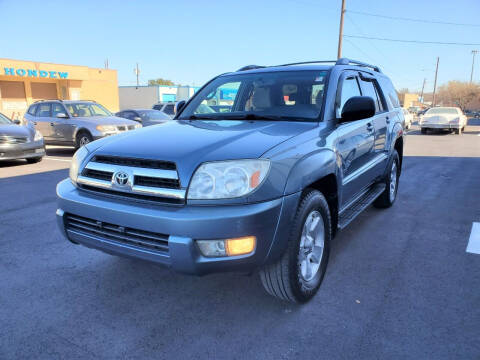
<box><xmin>298</xmin><ymin>210</ymin><xmax>325</xmax><ymax>282</ymax></box>
<box><xmin>389</xmin><ymin>161</ymin><xmax>397</xmax><ymax>202</ymax></box>
<box><xmin>80</xmin><ymin>137</ymin><xmax>90</xmax><ymax>146</ymax></box>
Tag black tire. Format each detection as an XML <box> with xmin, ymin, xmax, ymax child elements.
<box><xmin>75</xmin><ymin>131</ymin><xmax>93</xmax><ymax>149</ymax></box>
<box><xmin>259</xmin><ymin>189</ymin><xmax>331</xmax><ymax>303</ymax></box>
<box><xmin>421</xmin><ymin>128</ymin><xmax>427</xmax><ymax>134</ymax></box>
<box><xmin>374</xmin><ymin>150</ymin><xmax>400</xmax><ymax>209</ymax></box>
<box><xmin>26</xmin><ymin>157</ymin><xmax>42</xmax><ymax>164</ymax></box>
<box><xmin>455</xmin><ymin>128</ymin><xmax>462</xmax><ymax>135</ymax></box>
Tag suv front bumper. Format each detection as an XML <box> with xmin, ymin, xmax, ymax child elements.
<box><xmin>56</xmin><ymin>179</ymin><xmax>299</xmax><ymax>275</ymax></box>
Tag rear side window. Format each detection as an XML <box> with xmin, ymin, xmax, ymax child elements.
<box><xmin>152</xmin><ymin>104</ymin><xmax>162</xmax><ymax>110</ymax></box>
<box><xmin>27</xmin><ymin>104</ymin><xmax>37</xmax><ymax>116</ymax></box>
<box><xmin>359</xmin><ymin>78</ymin><xmax>383</xmax><ymax>113</ymax></box>
<box><xmin>378</xmin><ymin>77</ymin><xmax>400</xmax><ymax>109</ymax></box>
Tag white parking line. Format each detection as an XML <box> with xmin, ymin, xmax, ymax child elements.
<box><xmin>45</xmin><ymin>157</ymin><xmax>71</xmax><ymax>162</ymax></box>
<box><xmin>466</xmin><ymin>222</ymin><xmax>480</xmax><ymax>254</ymax></box>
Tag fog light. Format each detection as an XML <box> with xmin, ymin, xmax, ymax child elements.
<box><xmin>197</xmin><ymin>240</ymin><xmax>226</xmax><ymax>257</ymax></box>
<box><xmin>226</xmin><ymin>236</ymin><xmax>256</xmax><ymax>256</ymax></box>
<box><xmin>196</xmin><ymin>236</ymin><xmax>256</xmax><ymax>257</ymax></box>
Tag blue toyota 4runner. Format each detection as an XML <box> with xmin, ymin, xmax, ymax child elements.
<box><xmin>57</xmin><ymin>58</ymin><xmax>406</xmax><ymax>303</ymax></box>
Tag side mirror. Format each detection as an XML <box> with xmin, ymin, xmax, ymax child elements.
<box><xmin>56</xmin><ymin>112</ymin><xmax>69</xmax><ymax>119</ymax></box>
<box><xmin>174</xmin><ymin>100</ymin><xmax>186</xmax><ymax>115</ymax></box>
<box><xmin>13</xmin><ymin>119</ymin><xmax>21</xmax><ymax>125</ymax></box>
<box><xmin>340</xmin><ymin>96</ymin><xmax>375</xmax><ymax>122</ymax></box>
<box><xmin>133</xmin><ymin>116</ymin><xmax>142</xmax><ymax>122</ymax></box>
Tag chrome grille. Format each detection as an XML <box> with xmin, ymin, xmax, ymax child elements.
<box><xmin>77</xmin><ymin>156</ymin><xmax>185</xmax><ymax>203</ymax></box>
<box><xmin>0</xmin><ymin>136</ymin><xmax>28</xmax><ymax>144</ymax></box>
<box><xmin>65</xmin><ymin>213</ymin><xmax>169</xmax><ymax>253</ymax></box>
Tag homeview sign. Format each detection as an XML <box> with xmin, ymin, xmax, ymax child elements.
<box><xmin>3</xmin><ymin>67</ymin><xmax>68</xmax><ymax>79</ymax></box>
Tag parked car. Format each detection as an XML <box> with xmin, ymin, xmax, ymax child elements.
<box><xmin>0</xmin><ymin>111</ymin><xmax>45</xmax><ymax>163</ymax></box>
<box><xmin>419</xmin><ymin>107</ymin><xmax>467</xmax><ymax>134</ymax></box>
<box><xmin>152</xmin><ymin>102</ymin><xmax>175</xmax><ymax>117</ymax></box>
<box><xmin>57</xmin><ymin>58</ymin><xmax>405</xmax><ymax>303</ymax></box>
<box><xmin>116</xmin><ymin>109</ymin><xmax>171</xmax><ymax>127</ymax></box>
<box><xmin>24</xmin><ymin>100</ymin><xmax>141</xmax><ymax>149</ymax></box>
<box><xmin>402</xmin><ymin>108</ymin><xmax>413</xmax><ymax>129</ymax></box>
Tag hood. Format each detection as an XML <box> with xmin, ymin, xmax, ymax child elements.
<box><xmin>74</xmin><ymin>115</ymin><xmax>138</xmax><ymax>125</ymax></box>
<box><xmin>0</xmin><ymin>124</ymin><xmax>34</xmax><ymax>139</ymax></box>
<box><xmin>90</xmin><ymin>120</ymin><xmax>317</xmax><ymax>181</ymax></box>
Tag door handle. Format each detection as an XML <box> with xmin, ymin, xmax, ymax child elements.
<box><xmin>386</xmin><ymin>116</ymin><xmax>391</xmax><ymax>124</ymax></box>
<box><xmin>366</xmin><ymin>122</ymin><xmax>374</xmax><ymax>132</ymax></box>
<box><xmin>50</xmin><ymin>122</ymin><xmax>55</xmax><ymax>126</ymax></box>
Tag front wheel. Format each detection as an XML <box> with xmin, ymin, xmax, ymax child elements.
<box><xmin>75</xmin><ymin>131</ymin><xmax>93</xmax><ymax>149</ymax></box>
<box><xmin>259</xmin><ymin>189</ymin><xmax>331</xmax><ymax>303</ymax></box>
<box><xmin>421</xmin><ymin>128</ymin><xmax>427</xmax><ymax>134</ymax></box>
<box><xmin>26</xmin><ymin>157</ymin><xmax>42</xmax><ymax>164</ymax></box>
<box><xmin>374</xmin><ymin>150</ymin><xmax>400</xmax><ymax>208</ymax></box>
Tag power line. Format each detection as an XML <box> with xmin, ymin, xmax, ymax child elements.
<box><xmin>347</xmin><ymin>9</ymin><xmax>480</xmax><ymax>27</ymax></box>
<box><xmin>344</xmin><ymin>35</ymin><xmax>480</xmax><ymax>46</ymax></box>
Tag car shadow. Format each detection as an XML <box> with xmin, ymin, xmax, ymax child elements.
<box><xmin>46</xmin><ymin>146</ymin><xmax>76</xmax><ymax>157</ymax></box>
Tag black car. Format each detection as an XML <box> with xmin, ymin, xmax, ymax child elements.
<box><xmin>116</xmin><ymin>109</ymin><xmax>171</xmax><ymax>127</ymax></box>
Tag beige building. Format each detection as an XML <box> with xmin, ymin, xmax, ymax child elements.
<box><xmin>0</xmin><ymin>58</ymin><xmax>120</xmax><ymax>120</ymax></box>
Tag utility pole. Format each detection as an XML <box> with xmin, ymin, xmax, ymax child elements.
<box><xmin>432</xmin><ymin>57</ymin><xmax>439</xmax><ymax>107</ymax></box>
<box><xmin>420</xmin><ymin>78</ymin><xmax>426</xmax><ymax>103</ymax></box>
<box><xmin>471</xmin><ymin>50</ymin><xmax>479</xmax><ymax>83</ymax></box>
<box><xmin>104</xmin><ymin>59</ymin><xmax>109</xmax><ymax>69</ymax></box>
<box><xmin>337</xmin><ymin>0</ymin><xmax>346</xmax><ymax>59</ymax></box>
<box><xmin>134</xmin><ymin>63</ymin><xmax>140</xmax><ymax>87</ymax></box>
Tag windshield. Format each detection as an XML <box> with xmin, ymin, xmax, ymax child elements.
<box><xmin>65</xmin><ymin>102</ymin><xmax>112</xmax><ymax>117</ymax></box>
<box><xmin>0</xmin><ymin>112</ymin><xmax>12</xmax><ymax>124</ymax></box>
<box><xmin>138</xmin><ymin>110</ymin><xmax>170</xmax><ymax>120</ymax></box>
<box><xmin>179</xmin><ymin>70</ymin><xmax>328</xmax><ymax>121</ymax></box>
<box><xmin>426</xmin><ymin>107</ymin><xmax>458</xmax><ymax>115</ymax></box>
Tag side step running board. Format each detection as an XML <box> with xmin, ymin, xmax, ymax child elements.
<box><xmin>338</xmin><ymin>183</ymin><xmax>386</xmax><ymax>229</ymax></box>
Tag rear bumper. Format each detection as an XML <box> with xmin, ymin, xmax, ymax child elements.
<box><xmin>0</xmin><ymin>140</ymin><xmax>45</xmax><ymax>160</ymax></box>
<box><xmin>420</xmin><ymin>123</ymin><xmax>461</xmax><ymax>129</ymax></box>
<box><xmin>56</xmin><ymin>179</ymin><xmax>300</xmax><ymax>275</ymax></box>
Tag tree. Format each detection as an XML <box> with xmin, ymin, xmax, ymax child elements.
<box><xmin>148</xmin><ymin>78</ymin><xmax>175</xmax><ymax>86</ymax></box>
<box><xmin>436</xmin><ymin>81</ymin><xmax>480</xmax><ymax>111</ymax></box>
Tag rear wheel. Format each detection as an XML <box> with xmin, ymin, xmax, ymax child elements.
<box><xmin>455</xmin><ymin>128</ymin><xmax>462</xmax><ymax>135</ymax></box>
<box><xmin>259</xmin><ymin>189</ymin><xmax>331</xmax><ymax>303</ymax></box>
<box><xmin>374</xmin><ymin>150</ymin><xmax>400</xmax><ymax>208</ymax></box>
<box><xmin>75</xmin><ymin>131</ymin><xmax>93</xmax><ymax>149</ymax></box>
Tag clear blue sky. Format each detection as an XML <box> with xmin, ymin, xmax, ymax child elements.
<box><xmin>1</xmin><ymin>0</ymin><xmax>479</xmax><ymax>93</ymax></box>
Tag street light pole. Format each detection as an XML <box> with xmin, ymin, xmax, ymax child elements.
<box><xmin>420</xmin><ymin>78</ymin><xmax>426</xmax><ymax>103</ymax></box>
<box><xmin>337</xmin><ymin>0</ymin><xmax>346</xmax><ymax>59</ymax></box>
<box><xmin>134</xmin><ymin>63</ymin><xmax>140</xmax><ymax>88</ymax></box>
<box><xmin>471</xmin><ymin>50</ymin><xmax>479</xmax><ymax>83</ymax></box>
<box><xmin>432</xmin><ymin>57</ymin><xmax>439</xmax><ymax>107</ymax></box>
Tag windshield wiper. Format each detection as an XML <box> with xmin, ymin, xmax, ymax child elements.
<box><xmin>220</xmin><ymin>113</ymin><xmax>281</xmax><ymax>121</ymax></box>
<box><xmin>180</xmin><ymin>114</ymin><xmax>220</xmax><ymax>120</ymax></box>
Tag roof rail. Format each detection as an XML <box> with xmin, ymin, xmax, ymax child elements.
<box><xmin>275</xmin><ymin>60</ymin><xmax>338</xmax><ymax>67</ymax></box>
<box><xmin>33</xmin><ymin>99</ymin><xmax>63</xmax><ymax>103</ymax></box>
<box><xmin>237</xmin><ymin>65</ymin><xmax>265</xmax><ymax>71</ymax></box>
<box><xmin>335</xmin><ymin>58</ymin><xmax>382</xmax><ymax>73</ymax></box>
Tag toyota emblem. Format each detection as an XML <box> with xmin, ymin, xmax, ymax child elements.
<box><xmin>113</xmin><ymin>171</ymin><xmax>129</xmax><ymax>186</ymax></box>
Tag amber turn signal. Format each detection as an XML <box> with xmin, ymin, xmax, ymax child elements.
<box><xmin>225</xmin><ymin>236</ymin><xmax>256</xmax><ymax>256</ymax></box>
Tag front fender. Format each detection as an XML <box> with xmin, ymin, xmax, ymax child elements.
<box><xmin>283</xmin><ymin>148</ymin><xmax>337</xmax><ymax>195</ymax></box>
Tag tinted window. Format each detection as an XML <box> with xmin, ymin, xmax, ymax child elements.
<box><xmin>359</xmin><ymin>79</ymin><xmax>382</xmax><ymax>113</ymax></box>
<box><xmin>27</xmin><ymin>104</ymin><xmax>38</xmax><ymax>116</ymax></box>
<box><xmin>163</xmin><ymin>104</ymin><xmax>175</xmax><ymax>115</ymax></box>
<box><xmin>378</xmin><ymin>77</ymin><xmax>400</xmax><ymax>109</ymax></box>
<box><xmin>426</xmin><ymin>108</ymin><xmax>459</xmax><ymax>115</ymax></box>
<box><xmin>52</xmin><ymin>103</ymin><xmax>67</xmax><ymax>117</ymax></box>
<box><xmin>339</xmin><ymin>76</ymin><xmax>361</xmax><ymax>116</ymax></box>
<box><xmin>36</xmin><ymin>103</ymin><xmax>51</xmax><ymax>117</ymax></box>
<box><xmin>0</xmin><ymin>112</ymin><xmax>12</xmax><ymax>124</ymax></box>
<box><xmin>152</xmin><ymin>104</ymin><xmax>162</xmax><ymax>110</ymax></box>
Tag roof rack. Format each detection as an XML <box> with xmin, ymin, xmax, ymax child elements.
<box><xmin>237</xmin><ymin>65</ymin><xmax>266</xmax><ymax>71</ymax></box>
<box><xmin>33</xmin><ymin>99</ymin><xmax>63</xmax><ymax>103</ymax></box>
<box><xmin>236</xmin><ymin>58</ymin><xmax>381</xmax><ymax>73</ymax></box>
<box><xmin>335</xmin><ymin>58</ymin><xmax>382</xmax><ymax>72</ymax></box>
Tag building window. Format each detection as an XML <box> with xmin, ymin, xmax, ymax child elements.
<box><xmin>162</xmin><ymin>94</ymin><xmax>176</xmax><ymax>102</ymax></box>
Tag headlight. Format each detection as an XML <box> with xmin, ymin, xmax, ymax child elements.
<box><xmin>69</xmin><ymin>146</ymin><xmax>90</xmax><ymax>184</ymax></box>
<box><xmin>96</xmin><ymin>125</ymin><xmax>117</xmax><ymax>132</ymax></box>
<box><xmin>134</xmin><ymin>123</ymin><xmax>142</xmax><ymax>129</ymax></box>
<box><xmin>188</xmin><ymin>159</ymin><xmax>270</xmax><ymax>199</ymax></box>
<box><xmin>34</xmin><ymin>130</ymin><xmax>43</xmax><ymax>141</ymax></box>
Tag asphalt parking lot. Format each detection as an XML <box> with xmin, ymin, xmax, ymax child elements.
<box><xmin>1</xmin><ymin>119</ymin><xmax>479</xmax><ymax>359</ymax></box>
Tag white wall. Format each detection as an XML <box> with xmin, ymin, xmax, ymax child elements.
<box><xmin>118</xmin><ymin>86</ymin><xmax>158</xmax><ymax>110</ymax></box>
